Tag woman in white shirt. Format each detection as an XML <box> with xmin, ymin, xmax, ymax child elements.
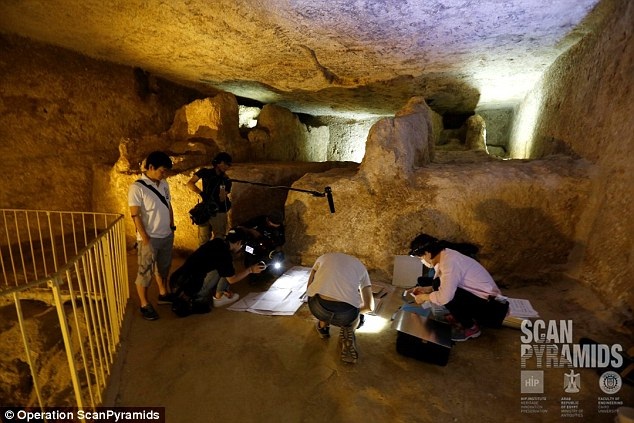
<box><xmin>408</xmin><ymin>238</ymin><xmax>508</xmax><ymax>341</ymax></box>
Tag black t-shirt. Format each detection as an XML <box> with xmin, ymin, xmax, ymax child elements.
<box><xmin>195</xmin><ymin>167</ymin><xmax>232</xmax><ymax>212</ymax></box>
<box><xmin>179</xmin><ymin>238</ymin><xmax>235</xmax><ymax>280</ymax></box>
<box><xmin>242</xmin><ymin>215</ymin><xmax>285</xmax><ymax>247</ymax></box>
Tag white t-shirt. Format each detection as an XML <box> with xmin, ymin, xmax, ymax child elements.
<box><xmin>128</xmin><ymin>175</ymin><xmax>172</xmax><ymax>240</ymax></box>
<box><xmin>429</xmin><ymin>248</ymin><xmax>501</xmax><ymax>305</ymax></box>
<box><xmin>307</xmin><ymin>252</ymin><xmax>371</xmax><ymax>308</ymax></box>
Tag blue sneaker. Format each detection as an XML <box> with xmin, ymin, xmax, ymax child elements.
<box><xmin>451</xmin><ymin>323</ymin><xmax>481</xmax><ymax>342</ymax></box>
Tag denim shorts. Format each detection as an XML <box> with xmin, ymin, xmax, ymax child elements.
<box><xmin>308</xmin><ymin>295</ymin><xmax>359</xmax><ymax>328</ymax></box>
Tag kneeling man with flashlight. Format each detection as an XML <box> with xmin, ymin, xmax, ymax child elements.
<box><xmin>237</xmin><ymin>211</ymin><xmax>286</xmax><ymax>275</ymax></box>
<box><xmin>169</xmin><ymin>228</ymin><xmax>266</xmax><ymax>314</ymax></box>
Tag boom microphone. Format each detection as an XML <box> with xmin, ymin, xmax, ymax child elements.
<box><xmin>229</xmin><ymin>178</ymin><xmax>335</xmax><ymax>214</ymax></box>
<box><xmin>325</xmin><ymin>187</ymin><xmax>335</xmax><ymax>213</ymax></box>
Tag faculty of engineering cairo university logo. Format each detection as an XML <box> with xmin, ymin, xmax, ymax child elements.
<box><xmin>599</xmin><ymin>371</ymin><xmax>622</xmax><ymax>394</ymax></box>
<box><xmin>519</xmin><ymin>319</ymin><xmax>624</xmax><ymax>395</ymax></box>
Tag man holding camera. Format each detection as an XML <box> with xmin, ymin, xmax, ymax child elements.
<box><xmin>169</xmin><ymin>228</ymin><xmax>266</xmax><ymax>311</ymax></box>
<box><xmin>237</xmin><ymin>211</ymin><xmax>285</xmax><ymax>271</ymax></box>
<box><xmin>186</xmin><ymin>152</ymin><xmax>233</xmax><ymax>245</ymax></box>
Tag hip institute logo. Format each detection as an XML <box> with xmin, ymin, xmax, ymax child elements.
<box><xmin>521</xmin><ymin>370</ymin><xmax>544</xmax><ymax>394</ymax></box>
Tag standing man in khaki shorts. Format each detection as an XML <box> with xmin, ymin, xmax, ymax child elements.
<box><xmin>128</xmin><ymin>151</ymin><xmax>176</xmax><ymax>320</ymax></box>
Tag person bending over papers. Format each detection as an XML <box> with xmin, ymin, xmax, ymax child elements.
<box><xmin>307</xmin><ymin>252</ymin><xmax>375</xmax><ymax>364</ymax></box>
<box><xmin>407</xmin><ymin>237</ymin><xmax>509</xmax><ymax>342</ymax></box>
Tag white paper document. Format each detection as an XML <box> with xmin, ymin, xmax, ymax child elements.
<box><xmin>228</xmin><ymin>266</ymin><xmax>311</xmax><ymax>315</ymax></box>
<box><xmin>507</xmin><ymin>298</ymin><xmax>540</xmax><ymax>318</ymax></box>
<box><xmin>502</xmin><ymin>297</ymin><xmax>540</xmax><ymax>329</ymax></box>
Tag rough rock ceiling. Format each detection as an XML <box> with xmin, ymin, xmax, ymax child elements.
<box><xmin>0</xmin><ymin>0</ymin><xmax>601</xmax><ymax>118</ymax></box>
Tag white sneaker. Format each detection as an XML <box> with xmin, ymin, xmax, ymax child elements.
<box><xmin>213</xmin><ymin>293</ymin><xmax>240</xmax><ymax>307</ymax></box>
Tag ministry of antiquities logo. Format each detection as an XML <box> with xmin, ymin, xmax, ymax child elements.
<box><xmin>564</xmin><ymin>370</ymin><xmax>581</xmax><ymax>393</ymax></box>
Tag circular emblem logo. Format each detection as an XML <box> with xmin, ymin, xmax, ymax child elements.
<box><xmin>598</xmin><ymin>371</ymin><xmax>621</xmax><ymax>394</ymax></box>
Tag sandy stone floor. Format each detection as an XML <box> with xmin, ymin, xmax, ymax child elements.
<box><xmin>103</xmin><ymin>252</ymin><xmax>633</xmax><ymax>423</ymax></box>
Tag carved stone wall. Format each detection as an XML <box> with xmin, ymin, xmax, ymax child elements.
<box><xmin>0</xmin><ymin>34</ymin><xmax>203</xmax><ymax>212</ymax></box>
<box><xmin>285</xmin><ymin>99</ymin><xmax>591</xmax><ymax>287</ymax></box>
<box><xmin>512</xmin><ymin>0</ymin><xmax>633</xmax><ymax>312</ymax></box>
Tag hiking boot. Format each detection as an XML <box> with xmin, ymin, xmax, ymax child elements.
<box><xmin>451</xmin><ymin>323</ymin><xmax>481</xmax><ymax>342</ymax></box>
<box><xmin>213</xmin><ymin>292</ymin><xmax>240</xmax><ymax>307</ymax></box>
<box><xmin>140</xmin><ymin>304</ymin><xmax>159</xmax><ymax>321</ymax></box>
<box><xmin>340</xmin><ymin>326</ymin><xmax>358</xmax><ymax>364</ymax></box>
<box><xmin>315</xmin><ymin>322</ymin><xmax>330</xmax><ymax>339</ymax></box>
<box><xmin>157</xmin><ymin>293</ymin><xmax>177</xmax><ymax>304</ymax></box>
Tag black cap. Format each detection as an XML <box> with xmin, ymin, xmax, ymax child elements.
<box><xmin>408</xmin><ymin>233</ymin><xmax>438</xmax><ymax>256</ymax></box>
<box><xmin>213</xmin><ymin>152</ymin><xmax>232</xmax><ymax>166</ymax></box>
<box><xmin>268</xmin><ymin>211</ymin><xmax>284</xmax><ymax>225</ymax></box>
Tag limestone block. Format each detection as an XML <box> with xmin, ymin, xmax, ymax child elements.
<box><xmin>114</xmin><ymin>135</ymin><xmax>171</xmax><ymax>174</ymax></box>
<box><xmin>168</xmin><ymin>92</ymin><xmax>243</xmax><ymax>154</ymax></box>
<box><xmin>246</xmin><ymin>127</ymin><xmax>271</xmax><ymax>161</ymax></box>
<box><xmin>254</xmin><ymin>104</ymin><xmax>305</xmax><ymax>161</ymax></box>
<box><xmin>359</xmin><ymin>96</ymin><xmax>434</xmax><ymax>182</ymax></box>
<box><xmin>465</xmin><ymin>114</ymin><xmax>488</xmax><ymax>152</ymax></box>
<box><xmin>430</xmin><ymin>110</ymin><xmax>444</xmax><ymax>145</ymax></box>
<box><xmin>238</xmin><ymin>105</ymin><xmax>261</xmax><ymax>129</ymax></box>
<box><xmin>302</xmin><ymin>126</ymin><xmax>329</xmax><ymax>162</ymax></box>
<box><xmin>327</xmin><ymin>119</ymin><xmax>376</xmax><ymax>162</ymax></box>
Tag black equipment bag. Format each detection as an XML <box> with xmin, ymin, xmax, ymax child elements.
<box><xmin>189</xmin><ymin>201</ymin><xmax>219</xmax><ymax>225</ymax></box>
<box><xmin>392</xmin><ymin>310</ymin><xmax>452</xmax><ymax>366</ymax></box>
<box><xmin>171</xmin><ymin>296</ymin><xmax>211</xmax><ymax>317</ymax></box>
<box><xmin>168</xmin><ymin>267</ymin><xmax>213</xmax><ymax>317</ymax></box>
<box><xmin>396</xmin><ymin>331</ymin><xmax>451</xmax><ymax>366</ymax></box>
<box><xmin>479</xmin><ymin>297</ymin><xmax>510</xmax><ymax>328</ymax></box>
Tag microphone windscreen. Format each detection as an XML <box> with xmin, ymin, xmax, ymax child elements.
<box><xmin>325</xmin><ymin>187</ymin><xmax>335</xmax><ymax>213</ymax></box>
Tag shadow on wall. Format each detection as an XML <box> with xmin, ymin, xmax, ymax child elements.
<box><xmin>284</xmin><ymin>200</ymin><xmax>314</xmax><ymax>264</ymax></box>
<box><xmin>390</xmin><ymin>208</ymin><xmax>481</xmax><ymax>277</ymax></box>
<box><xmin>472</xmin><ymin>199</ymin><xmax>575</xmax><ymax>281</ymax></box>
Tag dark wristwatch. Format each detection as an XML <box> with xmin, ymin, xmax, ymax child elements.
<box><xmin>170</xmin><ymin>225</ymin><xmax>176</xmax><ymax>231</ymax></box>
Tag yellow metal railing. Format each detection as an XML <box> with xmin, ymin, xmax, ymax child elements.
<box><xmin>0</xmin><ymin>209</ymin><xmax>130</xmax><ymax>409</ymax></box>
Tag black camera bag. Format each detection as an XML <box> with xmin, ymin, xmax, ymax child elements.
<box><xmin>396</xmin><ymin>331</ymin><xmax>451</xmax><ymax>366</ymax></box>
<box><xmin>392</xmin><ymin>310</ymin><xmax>452</xmax><ymax>366</ymax></box>
<box><xmin>189</xmin><ymin>201</ymin><xmax>218</xmax><ymax>225</ymax></box>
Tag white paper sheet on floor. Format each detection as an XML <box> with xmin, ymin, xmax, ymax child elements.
<box><xmin>227</xmin><ymin>266</ymin><xmax>311</xmax><ymax>315</ymax></box>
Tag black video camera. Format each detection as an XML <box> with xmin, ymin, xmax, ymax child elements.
<box><xmin>244</xmin><ymin>238</ymin><xmax>285</xmax><ymax>274</ymax></box>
